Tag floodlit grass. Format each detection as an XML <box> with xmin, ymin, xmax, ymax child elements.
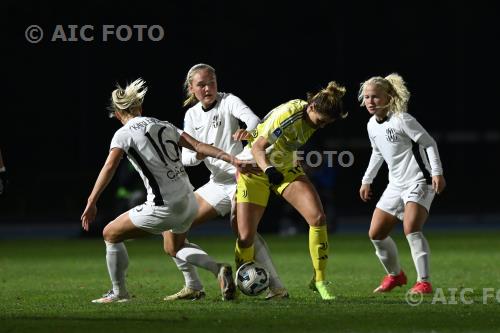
<box><xmin>1</xmin><ymin>231</ymin><xmax>500</xmax><ymax>332</ymax></box>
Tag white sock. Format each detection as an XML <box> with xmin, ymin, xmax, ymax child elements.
<box><xmin>175</xmin><ymin>244</ymin><xmax>219</xmax><ymax>276</ymax></box>
<box><xmin>172</xmin><ymin>241</ymin><xmax>203</xmax><ymax>291</ymax></box>
<box><xmin>254</xmin><ymin>233</ymin><xmax>284</xmax><ymax>290</ymax></box>
<box><xmin>406</xmin><ymin>232</ymin><xmax>431</xmax><ymax>282</ymax></box>
<box><xmin>105</xmin><ymin>241</ymin><xmax>129</xmax><ymax>296</ymax></box>
<box><xmin>371</xmin><ymin>236</ymin><xmax>401</xmax><ymax>276</ymax></box>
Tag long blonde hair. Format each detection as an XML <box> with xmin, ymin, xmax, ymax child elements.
<box><xmin>183</xmin><ymin>63</ymin><xmax>216</xmax><ymax>107</ymax></box>
<box><xmin>109</xmin><ymin>78</ymin><xmax>147</xmax><ymax>117</ymax></box>
<box><xmin>307</xmin><ymin>81</ymin><xmax>348</xmax><ymax>119</ymax></box>
<box><xmin>358</xmin><ymin>73</ymin><xmax>410</xmax><ymax>115</ymax></box>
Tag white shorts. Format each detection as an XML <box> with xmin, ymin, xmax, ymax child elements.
<box><xmin>376</xmin><ymin>182</ymin><xmax>435</xmax><ymax>221</ymax></box>
<box><xmin>195</xmin><ymin>179</ymin><xmax>236</xmax><ymax>216</ymax></box>
<box><xmin>129</xmin><ymin>192</ymin><xmax>198</xmax><ymax>234</ymax></box>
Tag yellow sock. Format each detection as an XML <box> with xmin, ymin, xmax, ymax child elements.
<box><xmin>309</xmin><ymin>225</ymin><xmax>329</xmax><ymax>282</ymax></box>
<box><xmin>235</xmin><ymin>240</ymin><xmax>255</xmax><ymax>269</ymax></box>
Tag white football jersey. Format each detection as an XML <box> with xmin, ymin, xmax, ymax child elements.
<box><xmin>182</xmin><ymin>92</ymin><xmax>260</xmax><ymax>182</ymax></box>
<box><xmin>110</xmin><ymin>117</ymin><xmax>193</xmax><ymax>206</ymax></box>
<box><xmin>362</xmin><ymin>112</ymin><xmax>443</xmax><ymax>188</ymax></box>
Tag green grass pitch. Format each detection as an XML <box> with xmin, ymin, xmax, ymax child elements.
<box><xmin>1</xmin><ymin>231</ymin><xmax>500</xmax><ymax>332</ymax></box>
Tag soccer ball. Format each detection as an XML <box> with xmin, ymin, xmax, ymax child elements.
<box><xmin>236</xmin><ymin>261</ymin><xmax>269</xmax><ymax>296</ymax></box>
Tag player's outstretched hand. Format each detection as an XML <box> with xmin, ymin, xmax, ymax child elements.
<box><xmin>359</xmin><ymin>184</ymin><xmax>372</xmax><ymax>202</ymax></box>
<box><xmin>432</xmin><ymin>175</ymin><xmax>446</xmax><ymax>194</ymax></box>
<box><xmin>81</xmin><ymin>204</ymin><xmax>97</xmax><ymax>231</ymax></box>
<box><xmin>232</xmin><ymin>129</ymin><xmax>252</xmax><ymax>141</ymax></box>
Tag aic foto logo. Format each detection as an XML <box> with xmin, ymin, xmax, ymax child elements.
<box><xmin>26</xmin><ymin>24</ymin><xmax>165</xmax><ymax>43</ymax></box>
<box><xmin>405</xmin><ymin>288</ymin><xmax>500</xmax><ymax>306</ymax></box>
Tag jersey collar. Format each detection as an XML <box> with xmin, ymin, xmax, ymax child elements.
<box><xmin>201</xmin><ymin>99</ymin><xmax>218</xmax><ymax>112</ymax></box>
<box><xmin>375</xmin><ymin>115</ymin><xmax>389</xmax><ymax>124</ymax></box>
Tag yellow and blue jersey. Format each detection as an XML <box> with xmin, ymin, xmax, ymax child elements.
<box><xmin>241</xmin><ymin>99</ymin><xmax>316</xmax><ymax>168</ymax></box>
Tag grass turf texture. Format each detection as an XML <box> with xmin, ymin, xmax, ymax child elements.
<box><xmin>1</xmin><ymin>232</ymin><xmax>500</xmax><ymax>332</ymax></box>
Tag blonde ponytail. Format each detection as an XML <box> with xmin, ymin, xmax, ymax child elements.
<box><xmin>109</xmin><ymin>78</ymin><xmax>147</xmax><ymax>117</ymax></box>
<box><xmin>384</xmin><ymin>73</ymin><xmax>410</xmax><ymax>114</ymax></box>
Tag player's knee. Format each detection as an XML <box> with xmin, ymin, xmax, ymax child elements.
<box><xmin>403</xmin><ymin>224</ymin><xmax>422</xmax><ymax>236</ymax></box>
<box><xmin>103</xmin><ymin>227</ymin><xmax>119</xmax><ymax>243</ymax></box>
<box><xmin>307</xmin><ymin>213</ymin><xmax>326</xmax><ymax>227</ymax></box>
<box><xmin>368</xmin><ymin>228</ymin><xmax>387</xmax><ymax>240</ymax></box>
<box><xmin>165</xmin><ymin>246</ymin><xmax>177</xmax><ymax>257</ymax></box>
<box><xmin>162</xmin><ymin>239</ymin><xmax>177</xmax><ymax>257</ymax></box>
<box><xmin>368</xmin><ymin>229</ymin><xmax>378</xmax><ymax>240</ymax></box>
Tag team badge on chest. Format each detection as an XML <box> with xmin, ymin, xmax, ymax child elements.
<box><xmin>212</xmin><ymin>115</ymin><xmax>222</xmax><ymax>128</ymax></box>
<box><xmin>385</xmin><ymin>128</ymin><xmax>399</xmax><ymax>142</ymax></box>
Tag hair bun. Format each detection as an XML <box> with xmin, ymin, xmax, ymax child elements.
<box><xmin>326</xmin><ymin>81</ymin><xmax>346</xmax><ymax>97</ymax></box>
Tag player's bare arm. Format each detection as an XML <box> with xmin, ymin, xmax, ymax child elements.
<box><xmin>250</xmin><ymin>136</ymin><xmax>272</xmax><ymax>171</ymax></box>
<box><xmin>179</xmin><ymin>132</ymin><xmax>258</xmax><ymax>175</ymax></box>
<box><xmin>81</xmin><ymin>148</ymin><xmax>123</xmax><ymax>231</ymax></box>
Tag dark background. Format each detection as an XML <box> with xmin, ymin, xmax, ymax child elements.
<box><xmin>2</xmin><ymin>1</ymin><xmax>499</xmax><ymax>232</ymax></box>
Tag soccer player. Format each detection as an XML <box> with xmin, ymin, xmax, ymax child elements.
<box><xmin>81</xmin><ymin>78</ymin><xmax>254</xmax><ymax>303</ymax></box>
<box><xmin>163</xmin><ymin>64</ymin><xmax>288</xmax><ymax>301</ymax></box>
<box><xmin>234</xmin><ymin>81</ymin><xmax>348</xmax><ymax>300</ymax></box>
<box><xmin>358</xmin><ymin>73</ymin><xmax>446</xmax><ymax>294</ymax></box>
